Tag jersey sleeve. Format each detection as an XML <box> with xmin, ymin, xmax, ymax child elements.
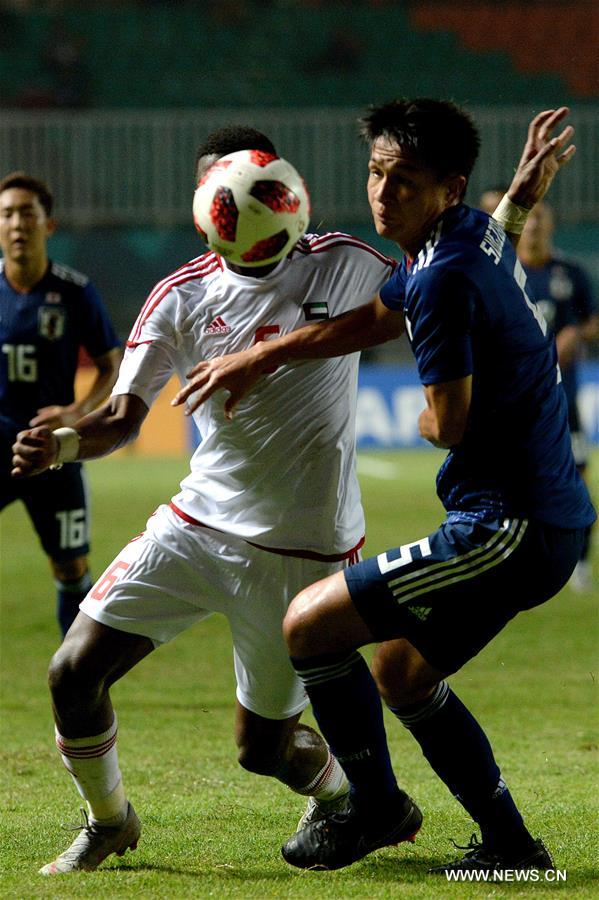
<box><xmin>111</xmin><ymin>341</ymin><xmax>174</xmax><ymax>409</ymax></box>
<box><xmin>411</xmin><ymin>268</ymin><xmax>476</xmax><ymax>385</ymax></box>
<box><xmin>79</xmin><ymin>282</ymin><xmax>120</xmax><ymax>357</ymax></box>
<box><xmin>379</xmin><ymin>264</ymin><xmax>407</xmax><ymax>310</ymax></box>
<box><xmin>112</xmin><ymin>286</ymin><xmax>180</xmax><ymax>408</ymax></box>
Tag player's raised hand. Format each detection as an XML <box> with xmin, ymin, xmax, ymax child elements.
<box><xmin>508</xmin><ymin>107</ymin><xmax>575</xmax><ymax>209</ymax></box>
<box><xmin>172</xmin><ymin>346</ymin><xmax>265</xmax><ymax>419</ymax></box>
<box><xmin>12</xmin><ymin>426</ymin><xmax>59</xmax><ymax>477</ymax></box>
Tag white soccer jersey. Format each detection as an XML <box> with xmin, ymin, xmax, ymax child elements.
<box><xmin>113</xmin><ymin>233</ymin><xmax>396</xmax><ymax>557</ymax></box>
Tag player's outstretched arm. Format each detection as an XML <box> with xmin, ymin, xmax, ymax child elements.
<box><xmin>11</xmin><ymin>393</ymin><xmax>148</xmax><ymax>478</ymax></box>
<box><xmin>29</xmin><ymin>347</ymin><xmax>122</xmax><ymax>430</ymax></box>
<box><xmin>172</xmin><ymin>296</ymin><xmax>404</xmax><ymax>419</ymax></box>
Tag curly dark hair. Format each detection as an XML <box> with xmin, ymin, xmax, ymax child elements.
<box><xmin>194</xmin><ymin>126</ymin><xmax>276</xmax><ymax>184</ymax></box>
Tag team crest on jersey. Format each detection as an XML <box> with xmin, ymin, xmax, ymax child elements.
<box><xmin>303</xmin><ymin>301</ymin><xmax>329</xmax><ymax>320</ymax></box>
<box><xmin>45</xmin><ymin>291</ymin><xmax>62</xmax><ymax>304</ymax></box>
<box><xmin>38</xmin><ymin>306</ymin><xmax>66</xmax><ymax>341</ymax></box>
<box><xmin>204</xmin><ymin>315</ymin><xmax>232</xmax><ymax>335</ymax></box>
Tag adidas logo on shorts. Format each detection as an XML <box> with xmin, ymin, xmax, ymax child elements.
<box><xmin>409</xmin><ymin>605</ymin><xmax>432</xmax><ymax>622</ymax></box>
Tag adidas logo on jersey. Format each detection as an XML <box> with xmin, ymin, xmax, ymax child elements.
<box><xmin>205</xmin><ymin>316</ymin><xmax>232</xmax><ymax>335</ymax></box>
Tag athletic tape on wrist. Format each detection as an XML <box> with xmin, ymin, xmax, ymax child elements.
<box><xmin>51</xmin><ymin>427</ymin><xmax>80</xmax><ymax>468</ymax></box>
<box><xmin>492</xmin><ymin>195</ymin><xmax>531</xmax><ymax>235</ymax></box>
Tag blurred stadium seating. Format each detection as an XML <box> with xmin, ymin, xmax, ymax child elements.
<box><xmin>411</xmin><ymin>3</ymin><xmax>598</xmax><ymax>99</ymax></box>
<box><xmin>0</xmin><ymin>2</ymin><xmax>596</xmax><ymax>110</ymax></box>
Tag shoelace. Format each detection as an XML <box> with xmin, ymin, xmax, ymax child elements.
<box><xmin>450</xmin><ymin>833</ymin><xmax>487</xmax><ymax>855</ymax></box>
<box><xmin>62</xmin><ymin>807</ymin><xmax>92</xmax><ymax>836</ymax></box>
<box><xmin>55</xmin><ymin>808</ymin><xmax>99</xmax><ymax>863</ymax></box>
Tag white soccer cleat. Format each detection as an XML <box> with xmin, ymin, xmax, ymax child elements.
<box><xmin>297</xmin><ymin>791</ymin><xmax>351</xmax><ymax>832</ymax></box>
<box><xmin>39</xmin><ymin>803</ymin><xmax>141</xmax><ymax>874</ymax></box>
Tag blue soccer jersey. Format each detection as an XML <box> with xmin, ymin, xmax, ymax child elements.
<box><xmin>522</xmin><ymin>254</ymin><xmax>596</xmax><ymax>412</ymax></box>
<box><xmin>0</xmin><ymin>260</ymin><xmax>120</xmax><ymax>435</ymax></box>
<box><xmin>379</xmin><ymin>204</ymin><xmax>596</xmax><ymax>530</ymax></box>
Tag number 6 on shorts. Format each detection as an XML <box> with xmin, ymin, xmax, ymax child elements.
<box><xmin>90</xmin><ymin>561</ymin><xmax>130</xmax><ymax>602</ymax></box>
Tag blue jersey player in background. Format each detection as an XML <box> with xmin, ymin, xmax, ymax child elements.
<box><xmin>479</xmin><ymin>189</ymin><xmax>598</xmax><ymax>593</ymax></box>
<box><xmin>176</xmin><ymin>101</ymin><xmax>596</xmax><ymax>875</ymax></box>
<box><xmin>0</xmin><ymin>172</ymin><xmax>121</xmax><ymax>635</ymax></box>
<box><xmin>518</xmin><ymin>200</ymin><xmax>598</xmax><ymax>592</ymax></box>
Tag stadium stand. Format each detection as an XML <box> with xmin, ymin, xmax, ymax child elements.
<box><xmin>410</xmin><ymin>2</ymin><xmax>599</xmax><ymax>99</ymax></box>
<box><xmin>0</xmin><ymin>3</ymin><xmax>593</xmax><ymax>110</ymax></box>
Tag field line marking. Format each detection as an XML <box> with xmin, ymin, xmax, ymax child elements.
<box><xmin>357</xmin><ymin>456</ymin><xmax>401</xmax><ymax>479</ymax></box>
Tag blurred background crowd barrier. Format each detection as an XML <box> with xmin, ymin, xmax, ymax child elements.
<box><xmin>1</xmin><ymin>106</ymin><xmax>598</xmax><ymax>228</ymax></box>
<box><xmin>1</xmin><ymin>0</ymin><xmax>597</xmax><ymax>452</ymax></box>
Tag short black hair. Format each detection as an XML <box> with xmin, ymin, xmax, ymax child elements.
<box><xmin>0</xmin><ymin>171</ymin><xmax>53</xmax><ymax>215</ymax></box>
<box><xmin>360</xmin><ymin>98</ymin><xmax>481</xmax><ymax>185</ymax></box>
<box><xmin>194</xmin><ymin>126</ymin><xmax>276</xmax><ymax>184</ymax></box>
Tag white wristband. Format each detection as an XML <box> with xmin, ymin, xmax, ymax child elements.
<box><xmin>51</xmin><ymin>427</ymin><xmax>81</xmax><ymax>467</ymax></box>
<box><xmin>492</xmin><ymin>195</ymin><xmax>531</xmax><ymax>235</ymax></box>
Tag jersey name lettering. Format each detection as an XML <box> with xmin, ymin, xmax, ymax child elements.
<box><xmin>479</xmin><ymin>218</ymin><xmax>506</xmax><ymax>265</ymax></box>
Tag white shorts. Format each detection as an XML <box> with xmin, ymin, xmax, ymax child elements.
<box><xmin>80</xmin><ymin>504</ymin><xmax>351</xmax><ymax>720</ymax></box>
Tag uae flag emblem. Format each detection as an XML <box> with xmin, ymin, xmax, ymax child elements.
<box><xmin>303</xmin><ymin>301</ymin><xmax>329</xmax><ymax>320</ymax></box>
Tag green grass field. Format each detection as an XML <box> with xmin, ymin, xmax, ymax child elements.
<box><xmin>1</xmin><ymin>451</ymin><xmax>597</xmax><ymax>899</ymax></box>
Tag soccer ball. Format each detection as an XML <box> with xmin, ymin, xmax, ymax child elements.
<box><xmin>193</xmin><ymin>149</ymin><xmax>310</xmax><ymax>267</ymax></box>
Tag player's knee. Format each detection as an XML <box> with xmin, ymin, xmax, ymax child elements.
<box><xmin>283</xmin><ymin>593</ymin><xmax>319</xmax><ymax>658</ymax></box>
<box><xmin>47</xmin><ymin>633</ymin><xmax>101</xmax><ymax>710</ymax></box>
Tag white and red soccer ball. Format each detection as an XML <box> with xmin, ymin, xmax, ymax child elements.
<box><xmin>193</xmin><ymin>149</ymin><xmax>311</xmax><ymax>266</ymax></box>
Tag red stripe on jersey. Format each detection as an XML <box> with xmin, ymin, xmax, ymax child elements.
<box><xmin>138</xmin><ymin>252</ymin><xmax>214</xmax><ymax>316</ymax></box>
<box><xmin>129</xmin><ymin>254</ymin><xmax>221</xmax><ymax>342</ymax></box>
<box><xmin>129</xmin><ymin>256</ymin><xmax>222</xmax><ymax>343</ymax></box>
<box><xmin>297</xmin><ymin>233</ymin><xmax>397</xmax><ymax>267</ymax></box>
<box><xmin>245</xmin><ymin>534</ymin><xmax>365</xmax><ymax>562</ymax></box>
<box><xmin>129</xmin><ymin>255</ymin><xmax>212</xmax><ymax>343</ymax></box>
<box><xmin>125</xmin><ymin>339</ymin><xmax>154</xmax><ymax>348</ymax></box>
<box><xmin>169</xmin><ymin>502</ymin><xmax>365</xmax><ymax>563</ymax></box>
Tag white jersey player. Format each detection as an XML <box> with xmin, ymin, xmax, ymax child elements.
<box><xmin>11</xmin><ymin>126</ymin><xmax>397</xmax><ymax>874</ymax></box>
<box><xmin>119</xmin><ymin>233</ymin><xmax>389</xmax><ymax>556</ymax></box>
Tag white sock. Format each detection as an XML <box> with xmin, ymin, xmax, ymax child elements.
<box><xmin>55</xmin><ymin>716</ymin><xmax>128</xmax><ymax>825</ymax></box>
<box><xmin>299</xmin><ymin>751</ymin><xmax>349</xmax><ymax>801</ymax></box>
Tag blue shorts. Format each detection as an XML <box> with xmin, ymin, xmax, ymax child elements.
<box><xmin>0</xmin><ymin>460</ymin><xmax>90</xmax><ymax>561</ymax></box>
<box><xmin>345</xmin><ymin>517</ymin><xmax>585</xmax><ymax>674</ymax></box>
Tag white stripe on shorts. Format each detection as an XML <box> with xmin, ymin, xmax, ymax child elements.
<box><xmin>390</xmin><ymin>518</ymin><xmax>528</xmax><ymax>606</ymax></box>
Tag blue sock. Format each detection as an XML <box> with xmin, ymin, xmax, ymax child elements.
<box><xmin>291</xmin><ymin>650</ymin><xmax>401</xmax><ymax>815</ymax></box>
<box><xmin>56</xmin><ymin>571</ymin><xmax>92</xmax><ymax>637</ymax></box>
<box><xmin>390</xmin><ymin>682</ymin><xmax>536</xmax><ymax>856</ymax></box>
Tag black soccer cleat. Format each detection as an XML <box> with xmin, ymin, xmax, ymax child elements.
<box><xmin>281</xmin><ymin>790</ymin><xmax>422</xmax><ymax>870</ymax></box>
<box><xmin>429</xmin><ymin>833</ymin><xmax>554</xmax><ymax>874</ymax></box>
